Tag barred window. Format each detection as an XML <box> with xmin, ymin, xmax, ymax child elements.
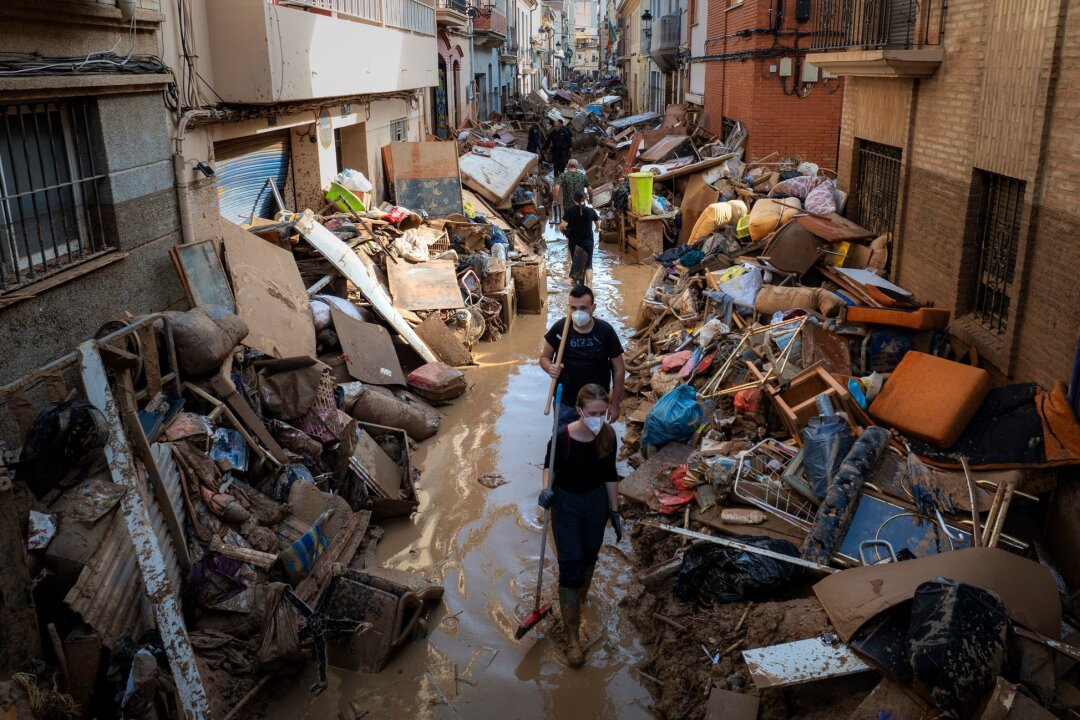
<box><xmin>852</xmin><ymin>139</ymin><xmax>902</xmax><ymax>238</ymax></box>
<box><xmin>0</xmin><ymin>100</ymin><xmax>108</xmax><ymax>293</ymax></box>
<box><xmin>390</xmin><ymin>117</ymin><xmax>408</xmax><ymax>142</ymax></box>
<box><xmin>969</xmin><ymin>170</ymin><xmax>1025</xmax><ymax>334</ymax></box>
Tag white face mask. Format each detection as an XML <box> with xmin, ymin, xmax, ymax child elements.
<box><xmin>582</xmin><ymin>416</ymin><xmax>605</xmax><ymax>434</ymax></box>
<box><xmin>571</xmin><ymin>310</ymin><xmax>592</xmax><ymax>327</ymax></box>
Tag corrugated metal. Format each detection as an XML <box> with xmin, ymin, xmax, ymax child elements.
<box><xmin>214</xmin><ymin>132</ymin><xmax>291</xmax><ymax>225</ymax></box>
<box><xmin>62</xmin><ymin>446</ymin><xmax>185</xmax><ymax>649</ymax></box>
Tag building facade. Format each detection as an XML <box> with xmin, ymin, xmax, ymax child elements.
<box><xmin>697</xmin><ymin>0</ymin><xmax>844</xmax><ymax>168</ymax></box>
<box><xmin>807</xmin><ymin>0</ymin><xmax>1080</xmax><ymax>388</ymax></box>
<box><xmin>0</xmin><ymin>0</ymin><xmax>184</xmax><ymax>383</ymax></box>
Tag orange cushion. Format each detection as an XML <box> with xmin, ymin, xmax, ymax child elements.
<box><xmin>846</xmin><ymin>306</ymin><xmax>951</xmax><ymax>331</ymax></box>
<box><xmin>870</xmin><ymin>351</ymin><xmax>991</xmax><ymax>448</ymax></box>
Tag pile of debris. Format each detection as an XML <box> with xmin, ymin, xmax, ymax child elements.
<box><xmin>0</xmin><ymin>150</ymin><xmax>546</xmax><ymax>718</ymax></box>
<box><xmin>614</xmin><ymin>147</ymin><xmax>1080</xmax><ymax>719</ymax></box>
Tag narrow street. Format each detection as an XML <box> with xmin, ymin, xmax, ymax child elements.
<box><xmin>272</xmin><ymin>233</ymin><xmax>655</xmax><ymax>718</ymax></box>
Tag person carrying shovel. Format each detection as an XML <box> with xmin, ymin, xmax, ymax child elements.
<box><xmin>539</xmin><ymin>284</ymin><xmax>625</xmax><ymax>428</ymax></box>
<box><xmin>537</xmin><ymin>383</ymin><xmax>623</xmax><ymax>667</ymax></box>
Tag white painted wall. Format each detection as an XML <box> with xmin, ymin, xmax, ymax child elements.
<box><xmin>686</xmin><ymin>0</ymin><xmax>706</xmax><ymax>103</ymax></box>
<box><xmin>203</xmin><ymin>0</ymin><xmax>437</xmax><ymax>103</ymax></box>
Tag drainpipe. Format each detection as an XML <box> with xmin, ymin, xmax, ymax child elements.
<box><xmin>172</xmin><ymin>108</ymin><xmax>227</xmax><ymax>245</ymax></box>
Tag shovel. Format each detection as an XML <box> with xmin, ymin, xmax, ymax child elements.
<box><xmin>517</xmin><ymin>384</ymin><xmax>562</xmax><ymax>639</ymax></box>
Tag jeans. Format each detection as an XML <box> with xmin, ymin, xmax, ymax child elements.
<box><xmin>551</xmin><ymin>484</ymin><xmax>608</xmax><ymax>588</ymax></box>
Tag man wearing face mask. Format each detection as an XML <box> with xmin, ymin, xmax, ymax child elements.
<box><xmin>540</xmin><ymin>285</ymin><xmax>625</xmax><ymax>428</ymax></box>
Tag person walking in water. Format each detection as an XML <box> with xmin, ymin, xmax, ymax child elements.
<box><xmin>559</xmin><ymin>188</ymin><xmax>599</xmax><ymax>287</ymax></box>
<box><xmin>540</xmin><ymin>284</ymin><xmax>625</xmax><ymax>428</ymax></box>
<box><xmin>538</xmin><ymin>383</ymin><xmax>623</xmax><ymax>667</ymax></box>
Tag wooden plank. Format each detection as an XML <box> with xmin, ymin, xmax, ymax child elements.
<box><xmin>386</xmin><ymin>258</ymin><xmax>466</xmax><ymax>311</ymax></box>
<box><xmin>221</xmin><ymin>220</ymin><xmax>315</xmax><ymax>360</ymax></box>
<box><xmin>330</xmin><ymin>308</ymin><xmax>406</xmax><ymax>386</ymax></box>
<box><xmin>458</xmin><ymin>147</ymin><xmax>538</xmax><ymax>208</ymax></box>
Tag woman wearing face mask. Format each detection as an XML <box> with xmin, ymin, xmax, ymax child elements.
<box><xmin>538</xmin><ymin>383</ymin><xmax>623</xmax><ymax>668</ymax></box>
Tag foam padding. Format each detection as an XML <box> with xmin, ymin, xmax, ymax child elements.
<box><xmin>846</xmin><ymin>306</ymin><xmax>951</xmax><ymax>331</ymax></box>
<box><xmin>870</xmin><ymin>351</ymin><xmax>991</xmax><ymax>448</ymax></box>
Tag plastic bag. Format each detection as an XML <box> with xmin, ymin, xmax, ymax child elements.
<box><xmin>393</xmin><ymin>229</ymin><xmax>431</xmax><ymax>263</ymax></box>
<box><xmin>908</xmin><ymin>579</ymin><xmax>1007</xmax><ymax>718</ymax></box>
<box><xmin>643</xmin><ymin>385</ymin><xmax>704</xmax><ymax>447</ymax></box>
<box><xmin>673</xmin><ymin>535</ymin><xmax>804</xmax><ymax>604</ymax></box>
<box><xmin>801</xmin><ymin>414</ymin><xmax>854</xmax><ymax>500</ymax></box>
<box><xmin>335</xmin><ymin>168</ymin><xmax>373</xmax><ymax>193</ymax></box>
<box><xmin>716</xmin><ymin>264</ymin><xmax>763</xmax><ymax>308</ymax></box>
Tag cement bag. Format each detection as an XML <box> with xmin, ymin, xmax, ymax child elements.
<box><xmin>406</xmin><ymin>363</ymin><xmax>466</xmax><ymax>403</ymax></box>
<box><xmin>643</xmin><ymin>385</ymin><xmax>704</xmax><ymax>447</ymax></box>
<box><xmin>755</xmin><ymin>285</ymin><xmax>845</xmax><ymax>318</ymax></box>
<box><xmin>747</xmin><ymin>198</ymin><xmax>801</xmax><ymax>242</ymax></box>
<box><xmin>164</xmin><ymin>306</ymin><xmax>248</xmax><ymax>376</ymax></box>
<box><xmin>687</xmin><ymin>200</ymin><xmax>749</xmax><ymax>245</ymax></box>
<box><xmin>349</xmin><ymin>384</ymin><xmax>441</xmax><ymax>441</ymax></box>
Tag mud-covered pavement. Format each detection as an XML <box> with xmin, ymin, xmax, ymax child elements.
<box><xmin>269</xmin><ymin>230</ymin><xmax>655</xmax><ymax>718</ymax></box>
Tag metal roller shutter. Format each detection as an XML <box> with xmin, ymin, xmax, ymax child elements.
<box><xmin>214</xmin><ymin>131</ymin><xmax>291</xmax><ymax>225</ymax></box>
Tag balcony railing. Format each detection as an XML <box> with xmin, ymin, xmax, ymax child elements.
<box><xmin>473</xmin><ymin>9</ymin><xmax>508</xmax><ymax>36</ymax></box>
<box><xmin>654</xmin><ymin>14</ymin><xmax>679</xmax><ymax>52</ymax></box>
<box><xmin>808</xmin><ymin>0</ymin><xmax>943</xmax><ymax>51</ymax></box>
<box><xmin>437</xmin><ymin>0</ymin><xmax>466</xmax><ymax>12</ymax></box>
<box><xmin>280</xmin><ymin>0</ymin><xmax>435</xmax><ymax>34</ymax></box>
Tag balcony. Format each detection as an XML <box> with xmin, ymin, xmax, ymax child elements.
<box><xmin>436</xmin><ymin>0</ymin><xmax>468</xmax><ymax>27</ymax></box>
<box><xmin>649</xmin><ymin>13</ymin><xmax>679</xmax><ymax>71</ymax></box>
<box><xmin>207</xmin><ymin>0</ymin><xmax>436</xmax><ymax>103</ymax></box>
<box><xmin>500</xmin><ymin>43</ymin><xmax>519</xmax><ymax>63</ymax></box>
<box><xmin>473</xmin><ymin>8</ymin><xmax>508</xmax><ymax>46</ymax></box>
<box><xmin>806</xmin><ymin>0</ymin><xmax>944</xmax><ymax>78</ymax></box>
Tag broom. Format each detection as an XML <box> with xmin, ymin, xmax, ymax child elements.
<box><xmin>516</xmin><ymin>384</ymin><xmax>562</xmax><ymax>639</ymax></box>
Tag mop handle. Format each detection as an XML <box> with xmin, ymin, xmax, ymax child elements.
<box><xmin>534</xmin><ymin>384</ymin><xmax>563</xmax><ymax>610</ymax></box>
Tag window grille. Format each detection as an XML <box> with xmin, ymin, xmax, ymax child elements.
<box><xmin>970</xmin><ymin>170</ymin><xmax>1025</xmax><ymax>334</ymax></box>
<box><xmin>852</xmin><ymin>139</ymin><xmax>902</xmax><ymax>238</ymax></box>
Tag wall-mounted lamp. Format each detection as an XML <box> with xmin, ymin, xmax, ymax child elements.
<box><xmin>641</xmin><ymin>9</ymin><xmax>652</xmax><ymax>38</ymax></box>
<box><xmin>465</xmin><ymin>0</ymin><xmax>496</xmax><ymax>19</ymax></box>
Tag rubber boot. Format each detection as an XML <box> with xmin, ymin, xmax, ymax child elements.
<box><xmin>579</xmin><ymin>563</ymin><xmax>596</xmax><ymax>607</ymax></box>
<box><xmin>559</xmin><ymin>587</ymin><xmax>585</xmax><ymax>668</ymax></box>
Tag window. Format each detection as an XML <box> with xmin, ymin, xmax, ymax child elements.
<box><xmin>968</xmin><ymin>170</ymin><xmax>1025</xmax><ymax>334</ymax></box>
<box><xmin>851</xmin><ymin>139</ymin><xmax>902</xmax><ymax>240</ymax></box>
<box><xmin>390</xmin><ymin>118</ymin><xmax>408</xmax><ymax>142</ymax></box>
<box><xmin>0</xmin><ymin>100</ymin><xmax>108</xmax><ymax>292</ymax></box>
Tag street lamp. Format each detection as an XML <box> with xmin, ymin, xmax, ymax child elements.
<box><xmin>641</xmin><ymin>9</ymin><xmax>652</xmax><ymax>38</ymax></box>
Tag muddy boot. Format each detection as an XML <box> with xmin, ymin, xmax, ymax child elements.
<box><xmin>559</xmin><ymin>587</ymin><xmax>585</xmax><ymax>668</ymax></box>
<box><xmin>579</xmin><ymin>563</ymin><xmax>596</xmax><ymax>607</ymax></box>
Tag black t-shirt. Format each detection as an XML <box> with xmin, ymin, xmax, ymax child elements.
<box><xmin>544</xmin><ymin>427</ymin><xmax>620</xmax><ymax>494</ymax></box>
<box><xmin>564</xmin><ymin>205</ymin><xmax>598</xmax><ymax>251</ymax></box>
<box><xmin>544</xmin><ymin>317</ymin><xmax>623</xmax><ymax>406</ymax></box>
<box><xmin>549</xmin><ymin>126</ymin><xmax>573</xmax><ymax>153</ymax></box>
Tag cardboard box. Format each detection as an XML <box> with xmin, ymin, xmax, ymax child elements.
<box><xmin>482</xmin><ymin>263</ymin><xmax>510</xmax><ymax>293</ymax></box>
<box><xmin>512</xmin><ymin>258</ymin><xmax>547</xmax><ymax>314</ymax></box>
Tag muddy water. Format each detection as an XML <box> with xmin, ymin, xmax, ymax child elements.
<box><xmin>272</xmin><ymin>230</ymin><xmax>654</xmax><ymax>719</ymax></box>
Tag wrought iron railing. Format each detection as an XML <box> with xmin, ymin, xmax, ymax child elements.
<box><xmin>437</xmin><ymin>0</ymin><xmax>467</xmax><ymax>13</ymax></box>
<box><xmin>807</xmin><ymin>0</ymin><xmax>943</xmax><ymax>51</ymax></box>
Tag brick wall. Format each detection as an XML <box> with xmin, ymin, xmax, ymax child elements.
<box><xmin>699</xmin><ymin>0</ymin><xmax>843</xmax><ymax>168</ymax></box>
<box><xmin>834</xmin><ymin>0</ymin><xmax>1080</xmax><ymax>388</ymax></box>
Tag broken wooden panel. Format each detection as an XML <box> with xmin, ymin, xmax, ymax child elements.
<box><xmin>221</xmin><ymin>219</ymin><xmax>316</xmax><ymax>359</ymax></box>
<box><xmin>386</xmin><ymin>258</ymin><xmax>465</xmax><ymax>312</ymax></box>
<box><xmin>705</xmin><ymin>687</ymin><xmax>759</xmax><ymax>720</ymax></box>
<box><xmin>742</xmin><ymin>636</ymin><xmax>871</xmax><ymax>689</ymax></box>
<box><xmin>330</xmin><ymin>307</ymin><xmax>406</xmax><ymax>386</ymax></box>
<box><xmin>384</xmin><ymin>142</ymin><xmax>463</xmax><ymax>218</ymax></box>
<box><xmin>458</xmin><ymin>147</ymin><xmax>538</xmax><ymax>208</ymax></box>
<box><xmin>297</xmin><ymin>215</ymin><xmax>437</xmax><ymax>364</ymax></box>
<box><xmin>414</xmin><ymin>314</ymin><xmax>473</xmax><ymax>367</ymax></box>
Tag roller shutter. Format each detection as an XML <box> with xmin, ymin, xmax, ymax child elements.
<box><xmin>214</xmin><ymin>132</ymin><xmax>291</xmax><ymax>225</ymax></box>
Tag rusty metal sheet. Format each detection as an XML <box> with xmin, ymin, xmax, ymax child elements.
<box><xmin>80</xmin><ymin>342</ymin><xmax>211</xmax><ymax>719</ymax></box>
<box><xmin>386</xmin><ymin>258</ymin><xmax>465</xmax><ymax>312</ymax></box>
<box><xmin>796</xmin><ymin>213</ymin><xmax>875</xmax><ymax>242</ymax></box>
<box><xmin>742</xmin><ymin>636</ymin><xmax>871</xmax><ymax>689</ymax></box>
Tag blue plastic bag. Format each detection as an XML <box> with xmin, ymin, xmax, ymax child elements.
<box><xmin>643</xmin><ymin>385</ymin><xmax>704</xmax><ymax>447</ymax></box>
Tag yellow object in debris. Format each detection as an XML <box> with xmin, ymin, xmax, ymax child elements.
<box><xmin>629</xmin><ymin>172</ymin><xmax>654</xmax><ymax>216</ymax></box>
<box><xmin>706</xmin><ymin>264</ymin><xmax>748</xmax><ymax>291</ymax></box>
<box><xmin>687</xmin><ymin>200</ymin><xmax>748</xmax><ymax>245</ymax></box>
